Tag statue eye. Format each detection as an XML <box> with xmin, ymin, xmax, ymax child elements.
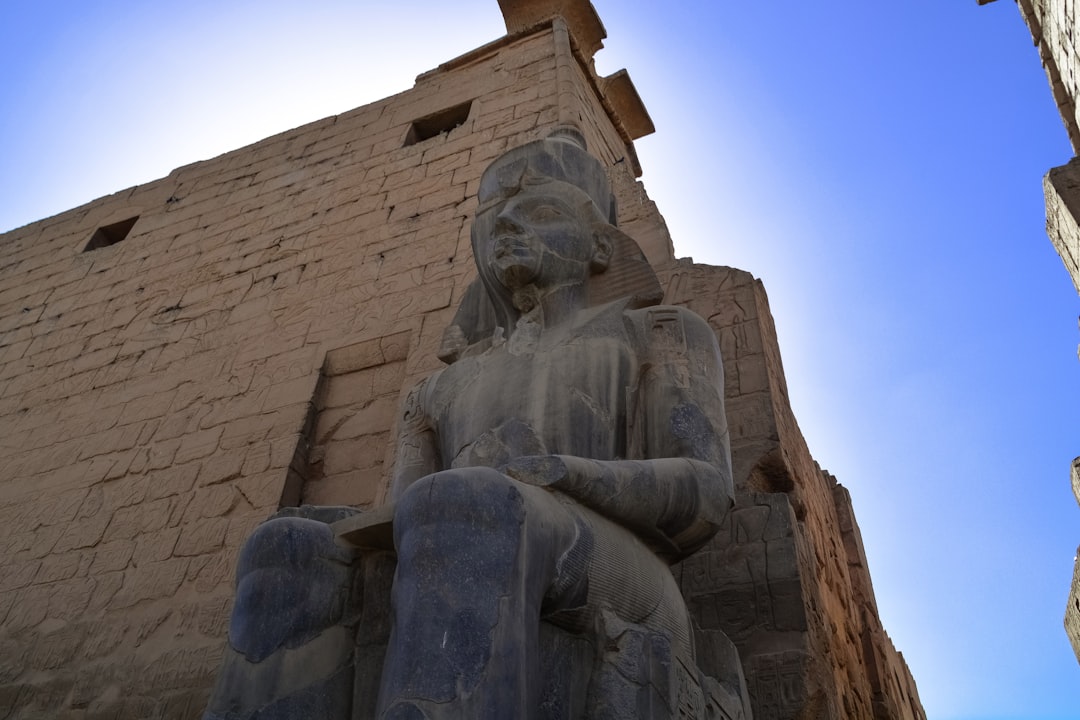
<box><xmin>529</xmin><ymin>205</ymin><xmax>564</xmax><ymax>222</ymax></box>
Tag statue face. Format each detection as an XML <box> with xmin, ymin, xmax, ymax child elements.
<box><xmin>476</xmin><ymin>180</ymin><xmax>602</xmax><ymax>292</ymax></box>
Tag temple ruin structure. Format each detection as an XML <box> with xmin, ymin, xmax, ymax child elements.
<box><xmin>977</xmin><ymin>0</ymin><xmax>1080</xmax><ymax>662</ymax></box>
<box><xmin>0</xmin><ymin>1</ymin><xmax>924</xmax><ymax>717</ymax></box>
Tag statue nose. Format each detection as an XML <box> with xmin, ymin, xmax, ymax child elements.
<box><xmin>493</xmin><ymin>208</ymin><xmax>524</xmax><ymax>235</ymax></box>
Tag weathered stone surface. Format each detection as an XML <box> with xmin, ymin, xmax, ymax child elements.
<box><xmin>0</xmin><ymin>1</ymin><xmax>922</xmax><ymax>717</ymax></box>
<box><xmin>206</xmin><ymin>129</ymin><xmax>746</xmax><ymax>719</ymax></box>
<box><xmin>996</xmin><ymin>0</ymin><xmax>1080</xmax><ymax>156</ymax></box>
<box><xmin>1067</xmin><ymin>546</ymin><xmax>1080</xmax><ymax>664</ymax></box>
<box><xmin>1069</xmin><ymin>459</ymin><xmax>1080</xmax><ymax>664</ymax></box>
<box><xmin>986</xmin><ymin>0</ymin><xmax>1080</xmax><ymax>665</ymax></box>
<box><xmin>0</xmin><ymin>15</ymin><xmax>653</xmax><ymax>714</ymax></box>
<box><xmin>1045</xmin><ymin>159</ymin><xmax>1080</xmax><ymax>293</ymax></box>
<box><xmin>660</xmin><ymin>261</ymin><xmax>923</xmax><ymax>719</ymax></box>
<box><xmin>1071</xmin><ymin>456</ymin><xmax>1080</xmax><ymax>506</ymax></box>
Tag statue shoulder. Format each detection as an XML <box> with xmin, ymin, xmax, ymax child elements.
<box><xmin>402</xmin><ymin>369</ymin><xmax>445</xmax><ymax>427</ymax></box>
<box><xmin>623</xmin><ymin>304</ymin><xmax>718</xmax><ymax>352</ymax></box>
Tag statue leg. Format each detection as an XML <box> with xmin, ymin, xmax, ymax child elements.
<box><xmin>204</xmin><ymin>514</ymin><xmax>362</xmax><ymax>720</ymax></box>
<box><xmin>377</xmin><ymin>468</ymin><xmax>579</xmax><ymax>720</ymax></box>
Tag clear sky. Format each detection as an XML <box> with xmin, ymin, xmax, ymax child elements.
<box><xmin>1</xmin><ymin>1</ymin><xmax>1078</xmax><ymax>718</ymax></box>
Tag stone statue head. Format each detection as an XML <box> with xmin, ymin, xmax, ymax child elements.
<box><xmin>471</xmin><ymin>127</ymin><xmax>616</xmax><ymax>303</ymax></box>
<box><xmin>439</xmin><ymin>128</ymin><xmax>662</xmax><ymax>363</ymax></box>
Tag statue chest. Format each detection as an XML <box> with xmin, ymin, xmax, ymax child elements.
<box><xmin>430</xmin><ymin>332</ymin><xmax>637</xmax><ymax>469</ymax></box>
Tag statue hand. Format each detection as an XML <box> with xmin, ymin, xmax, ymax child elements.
<box><xmin>437</xmin><ymin>324</ymin><xmax>468</xmax><ymax>363</ymax></box>
<box><xmin>503</xmin><ymin>455</ymin><xmax>570</xmax><ymax>487</ymax></box>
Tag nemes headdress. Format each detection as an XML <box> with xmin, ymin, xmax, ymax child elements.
<box><xmin>477</xmin><ymin>126</ymin><xmax>617</xmax><ymax>226</ymax></box>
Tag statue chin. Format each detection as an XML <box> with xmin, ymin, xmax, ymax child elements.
<box><xmin>494</xmin><ymin>259</ymin><xmax>538</xmax><ymax>290</ymax></box>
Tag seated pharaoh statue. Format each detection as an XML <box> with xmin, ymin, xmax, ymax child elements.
<box><xmin>204</xmin><ymin>129</ymin><xmax>747</xmax><ymax>719</ymax></box>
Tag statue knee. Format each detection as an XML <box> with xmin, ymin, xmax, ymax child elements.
<box><xmin>395</xmin><ymin>468</ymin><xmax>526</xmax><ymax>540</ymax></box>
<box><xmin>229</xmin><ymin>516</ymin><xmax>358</xmax><ymax>662</ymax></box>
<box><xmin>392</xmin><ymin>469</ymin><xmax>532</xmax><ymax>585</ymax></box>
<box><xmin>379</xmin><ymin>472</ymin><xmax>536</xmax><ymax>711</ymax></box>
<box><xmin>236</xmin><ymin>515</ymin><xmax>350</xmax><ymax>577</ymax></box>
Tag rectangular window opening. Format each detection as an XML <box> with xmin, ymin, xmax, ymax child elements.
<box><xmin>403</xmin><ymin>100</ymin><xmax>473</xmax><ymax>147</ymax></box>
<box><xmin>84</xmin><ymin>216</ymin><xmax>139</xmax><ymax>251</ymax></box>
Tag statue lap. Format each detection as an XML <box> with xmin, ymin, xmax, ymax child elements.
<box><xmin>204</xmin><ymin>508</ymin><xmax>364</xmax><ymax>720</ymax></box>
<box><xmin>205</xmin><ymin>470</ymin><xmax>704</xmax><ymax>719</ymax></box>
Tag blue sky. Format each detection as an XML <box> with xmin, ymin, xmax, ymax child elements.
<box><xmin>2</xmin><ymin>1</ymin><xmax>1079</xmax><ymax>718</ymax></box>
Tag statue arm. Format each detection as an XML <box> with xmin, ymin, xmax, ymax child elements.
<box><xmin>507</xmin><ymin>307</ymin><xmax>733</xmax><ymax>560</ymax></box>
<box><xmin>388</xmin><ymin>374</ymin><xmax>442</xmax><ymax>502</ymax></box>
<box><xmin>504</xmin><ymin>455</ymin><xmax>727</xmax><ymax>560</ymax></box>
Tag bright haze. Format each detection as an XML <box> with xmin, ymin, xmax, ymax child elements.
<box><xmin>1</xmin><ymin>1</ymin><xmax>1078</xmax><ymax>718</ymax></box>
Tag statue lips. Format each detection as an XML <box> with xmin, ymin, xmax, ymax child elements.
<box><xmin>493</xmin><ymin>234</ymin><xmax>535</xmax><ymax>260</ymax></box>
<box><xmin>491</xmin><ymin>234</ymin><xmax>539</xmax><ymax>287</ymax></box>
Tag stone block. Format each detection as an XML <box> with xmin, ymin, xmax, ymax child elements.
<box><xmin>175</xmin><ymin>517</ymin><xmax>229</xmax><ymax>557</ymax></box>
<box><xmin>46</xmin><ymin>577</ymin><xmax>96</xmax><ymax>622</ymax></box>
<box><xmin>1045</xmin><ymin>161</ymin><xmax>1080</xmax><ymax>291</ymax></box>
<box><xmin>144</xmin><ymin>461</ymin><xmax>200</xmax><ymax>501</ymax></box>
<box><xmin>175</xmin><ymin>426</ymin><xmax>224</xmax><ymax>465</ymax></box>
<box><xmin>5</xmin><ymin>585</ymin><xmax>50</xmax><ymax>632</ymax></box>
<box><xmin>183</xmin><ymin>545</ymin><xmax>233</xmax><ymax>595</ymax></box>
<box><xmin>301</xmin><ymin>472</ymin><xmax>380</xmax><ymax>507</ymax></box>
<box><xmin>321</xmin><ymin>371</ymin><xmax>374</xmax><ymax>410</ymax></box>
<box><xmin>28</xmin><ymin>624</ymin><xmax>86</xmax><ymax>671</ymax></box>
<box><xmin>0</xmin><ymin>559</ymin><xmax>41</xmax><ymax>592</ymax></box>
<box><xmin>235</xmin><ymin>470</ymin><xmax>288</xmax><ymax>511</ymax></box>
<box><xmin>1072</xmin><ymin>456</ymin><xmax>1080</xmax><ymax>506</ymax></box>
<box><xmin>1067</xmin><ymin>546</ymin><xmax>1080</xmax><ymax>664</ymax></box>
<box><xmin>260</xmin><ymin>375</ymin><xmax>318</xmax><ymax>413</ymax></box>
<box><xmin>130</xmin><ymin>437</ymin><xmax>183</xmax><ymax>474</ymax></box>
<box><xmin>746</xmin><ymin>651</ymin><xmax>824</xmax><ymax>720</ymax></box>
<box><xmin>34</xmin><ymin>552</ymin><xmax>83</xmax><ymax>584</ymax></box>
<box><xmin>726</xmin><ymin>391</ymin><xmax>779</xmax><ymax>447</ymax></box>
<box><xmin>183</xmin><ymin>484</ymin><xmax>242</xmax><ymax>522</ymax></box>
<box><xmin>53</xmin><ymin>512</ymin><xmax>111</xmax><ymax>554</ymax></box>
<box><xmin>109</xmin><ymin>558</ymin><xmax>190</xmax><ymax>609</ymax></box>
<box><xmin>105</xmin><ymin>496</ymin><xmax>183</xmax><ymax>541</ymax></box>
<box><xmin>132</xmin><ymin>527</ymin><xmax>182</xmax><ymax>565</ymax></box>
<box><xmin>198</xmin><ymin>452</ymin><xmax>244</xmax><ymax>487</ymax></box>
<box><xmin>79</xmin><ymin>623</ymin><xmax>126</xmax><ymax>661</ymax></box>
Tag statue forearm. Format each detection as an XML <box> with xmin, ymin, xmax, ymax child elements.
<box><xmin>504</xmin><ymin>455</ymin><xmax>732</xmax><ymax>560</ymax></box>
<box><xmin>390</xmin><ymin>376</ymin><xmax>442</xmax><ymax>502</ymax></box>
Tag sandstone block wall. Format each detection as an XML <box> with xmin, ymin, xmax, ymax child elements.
<box><xmin>987</xmin><ymin>0</ymin><xmax>1080</xmax><ymax>660</ymax></box>
<box><xmin>1012</xmin><ymin>0</ymin><xmax>1080</xmax><ymax>152</ymax></box>
<box><xmin>1068</xmin><ymin>458</ymin><xmax>1080</xmax><ymax>663</ymax></box>
<box><xmin>1046</xmin><ymin>158</ymin><xmax>1080</xmax><ymax>291</ymax></box>
<box><xmin>660</xmin><ymin>263</ymin><xmax>924</xmax><ymax>720</ymax></box>
<box><xmin>0</xmin><ymin>4</ymin><xmax>922</xmax><ymax>718</ymax></box>
<box><xmin>0</xmin><ymin>19</ymin><xmax>673</xmax><ymax>718</ymax></box>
